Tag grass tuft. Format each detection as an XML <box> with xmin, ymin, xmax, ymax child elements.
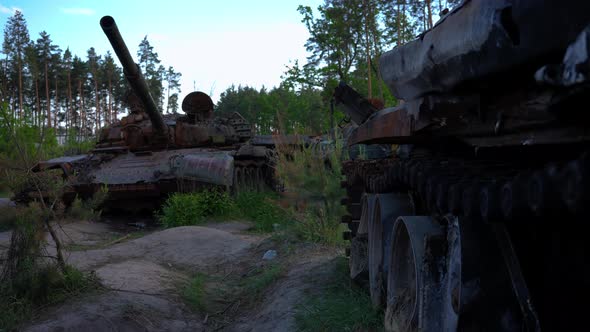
<box><xmin>183</xmin><ymin>273</ymin><xmax>208</xmax><ymax>311</ymax></box>
<box><xmin>241</xmin><ymin>263</ymin><xmax>284</xmax><ymax>296</ymax></box>
<box><xmin>295</xmin><ymin>257</ymin><xmax>383</xmax><ymax>332</ymax></box>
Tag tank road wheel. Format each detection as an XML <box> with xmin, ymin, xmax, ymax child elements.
<box><xmin>384</xmin><ymin>216</ymin><xmax>454</xmax><ymax>332</ymax></box>
<box><xmin>368</xmin><ymin>193</ymin><xmax>413</xmax><ymax>308</ymax></box>
<box><xmin>350</xmin><ymin>193</ymin><xmax>375</xmax><ymax>283</ymax></box>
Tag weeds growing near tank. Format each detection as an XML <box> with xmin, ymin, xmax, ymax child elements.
<box><xmin>233</xmin><ymin>191</ymin><xmax>291</xmax><ymax>232</ymax></box>
<box><xmin>66</xmin><ymin>186</ymin><xmax>109</xmax><ymax>221</ymax></box>
<box><xmin>157</xmin><ymin>189</ymin><xmax>292</xmax><ymax>232</ymax></box>
<box><xmin>157</xmin><ymin>190</ymin><xmax>236</xmax><ymax>227</ymax></box>
<box><xmin>274</xmin><ymin>134</ymin><xmax>347</xmax><ymax>246</ymax></box>
<box><xmin>295</xmin><ymin>257</ymin><xmax>383</xmax><ymax>332</ymax></box>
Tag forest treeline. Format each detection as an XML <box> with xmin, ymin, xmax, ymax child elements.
<box><xmin>215</xmin><ymin>0</ymin><xmax>461</xmax><ymax>135</ymax></box>
<box><xmin>0</xmin><ymin>11</ymin><xmax>182</xmax><ymax>140</ymax></box>
<box><xmin>0</xmin><ymin>0</ymin><xmax>460</xmax><ymax>143</ymax></box>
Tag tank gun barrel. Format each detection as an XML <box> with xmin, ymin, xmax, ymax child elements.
<box><xmin>333</xmin><ymin>81</ymin><xmax>377</xmax><ymax>125</ymax></box>
<box><xmin>100</xmin><ymin>16</ymin><xmax>167</xmax><ymax>136</ymax></box>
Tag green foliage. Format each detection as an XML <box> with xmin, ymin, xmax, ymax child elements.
<box><xmin>67</xmin><ymin>186</ymin><xmax>108</xmax><ymax>221</ymax></box>
<box><xmin>295</xmin><ymin>257</ymin><xmax>383</xmax><ymax>332</ymax></box>
<box><xmin>234</xmin><ymin>191</ymin><xmax>291</xmax><ymax>233</ymax></box>
<box><xmin>241</xmin><ymin>263</ymin><xmax>284</xmax><ymax>296</ymax></box>
<box><xmin>157</xmin><ymin>190</ymin><xmax>236</xmax><ymax>227</ymax></box>
<box><xmin>215</xmin><ymin>84</ymin><xmax>332</xmax><ymax>135</ymax></box>
<box><xmin>182</xmin><ymin>273</ymin><xmax>207</xmax><ymax>311</ymax></box>
<box><xmin>157</xmin><ymin>188</ymin><xmax>290</xmax><ymax>232</ymax></box>
<box><xmin>60</xmin><ymin>129</ymin><xmax>95</xmax><ymax>156</ymax></box>
<box><xmin>275</xmin><ymin>135</ymin><xmax>347</xmax><ymax>246</ymax></box>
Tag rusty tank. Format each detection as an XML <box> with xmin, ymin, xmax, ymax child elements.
<box><xmin>29</xmin><ymin>16</ymin><xmax>279</xmax><ymax>211</ymax></box>
<box><xmin>336</xmin><ymin>1</ymin><xmax>589</xmax><ymax>331</ymax></box>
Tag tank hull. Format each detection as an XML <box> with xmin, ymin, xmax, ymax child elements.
<box><xmin>337</xmin><ymin>2</ymin><xmax>590</xmax><ymax>331</ymax></box>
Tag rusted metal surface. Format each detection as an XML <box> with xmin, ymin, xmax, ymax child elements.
<box><xmin>172</xmin><ymin>152</ymin><xmax>234</xmax><ymax>187</ymax></box>
<box><xmin>182</xmin><ymin>91</ymin><xmax>214</xmax><ymax>121</ymax></box>
<box><xmin>35</xmin><ymin>155</ymin><xmax>88</xmax><ymax>171</ymax></box>
<box><xmin>380</xmin><ymin>0</ymin><xmax>590</xmax><ymax>101</ymax></box>
<box><xmin>73</xmin><ymin>148</ymin><xmax>233</xmax><ymax>187</ymax></box>
<box><xmin>347</xmin><ymin>106</ymin><xmax>414</xmax><ymax>145</ymax></box>
<box><xmin>249</xmin><ymin>135</ymin><xmax>313</xmax><ymax>147</ymax></box>
<box><xmin>333</xmin><ymin>81</ymin><xmax>377</xmax><ymax>125</ymax></box>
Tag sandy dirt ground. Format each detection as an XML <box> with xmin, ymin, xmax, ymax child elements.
<box><xmin>0</xmin><ymin>217</ymin><xmax>339</xmax><ymax>332</ymax></box>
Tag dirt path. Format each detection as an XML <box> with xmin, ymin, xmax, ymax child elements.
<box><xmin>14</xmin><ymin>219</ymin><xmax>340</xmax><ymax>332</ymax></box>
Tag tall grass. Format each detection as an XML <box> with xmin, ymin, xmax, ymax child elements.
<box><xmin>295</xmin><ymin>257</ymin><xmax>384</xmax><ymax>332</ymax></box>
<box><xmin>274</xmin><ymin>135</ymin><xmax>347</xmax><ymax>245</ymax></box>
<box><xmin>157</xmin><ymin>189</ymin><xmax>291</xmax><ymax>232</ymax></box>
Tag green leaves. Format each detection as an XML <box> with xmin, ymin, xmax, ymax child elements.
<box><xmin>157</xmin><ymin>190</ymin><xmax>236</xmax><ymax>227</ymax></box>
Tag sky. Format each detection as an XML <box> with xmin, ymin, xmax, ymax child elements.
<box><xmin>0</xmin><ymin>0</ymin><xmax>323</xmax><ymax>103</ymax></box>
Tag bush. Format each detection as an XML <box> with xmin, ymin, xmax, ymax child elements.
<box><xmin>157</xmin><ymin>190</ymin><xmax>236</xmax><ymax>227</ymax></box>
<box><xmin>157</xmin><ymin>189</ymin><xmax>292</xmax><ymax>232</ymax></box>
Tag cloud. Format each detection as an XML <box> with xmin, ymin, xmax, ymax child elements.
<box><xmin>61</xmin><ymin>7</ymin><xmax>95</xmax><ymax>15</ymax></box>
<box><xmin>0</xmin><ymin>4</ymin><xmax>21</xmax><ymax>14</ymax></box>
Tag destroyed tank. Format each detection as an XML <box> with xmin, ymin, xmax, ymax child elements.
<box><xmin>29</xmin><ymin>16</ymin><xmax>278</xmax><ymax>211</ymax></box>
<box><xmin>336</xmin><ymin>1</ymin><xmax>589</xmax><ymax>331</ymax></box>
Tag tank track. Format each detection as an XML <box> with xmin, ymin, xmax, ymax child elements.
<box><xmin>341</xmin><ymin>148</ymin><xmax>588</xmax><ymax>331</ymax></box>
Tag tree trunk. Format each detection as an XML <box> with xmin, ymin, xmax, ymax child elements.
<box><xmin>35</xmin><ymin>80</ymin><xmax>41</xmax><ymax>128</ymax></box>
<box><xmin>400</xmin><ymin>4</ymin><xmax>407</xmax><ymax>45</ymax></box>
<box><xmin>18</xmin><ymin>60</ymin><xmax>23</xmax><ymax>119</ymax></box>
<box><xmin>54</xmin><ymin>77</ymin><xmax>58</xmax><ymax>130</ymax></box>
<box><xmin>396</xmin><ymin>4</ymin><xmax>402</xmax><ymax>46</ymax></box>
<box><xmin>426</xmin><ymin>0</ymin><xmax>433</xmax><ymax>29</ymax></box>
<box><xmin>78</xmin><ymin>80</ymin><xmax>84</xmax><ymax>138</ymax></box>
<box><xmin>45</xmin><ymin>61</ymin><xmax>51</xmax><ymax>128</ymax></box>
<box><xmin>94</xmin><ymin>75</ymin><xmax>100</xmax><ymax>131</ymax></box>
<box><xmin>67</xmin><ymin>71</ymin><xmax>72</xmax><ymax>138</ymax></box>
<box><xmin>364</xmin><ymin>0</ymin><xmax>372</xmax><ymax>99</ymax></box>
<box><xmin>373</xmin><ymin>34</ymin><xmax>384</xmax><ymax>102</ymax></box>
<box><xmin>108</xmin><ymin>77</ymin><xmax>113</xmax><ymax>124</ymax></box>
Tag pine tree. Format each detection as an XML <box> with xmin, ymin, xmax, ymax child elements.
<box><xmin>137</xmin><ymin>36</ymin><xmax>164</xmax><ymax>108</ymax></box>
<box><xmin>24</xmin><ymin>42</ymin><xmax>41</xmax><ymax>126</ymax></box>
<box><xmin>36</xmin><ymin>31</ymin><xmax>61</xmax><ymax>128</ymax></box>
<box><xmin>2</xmin><ymin>10</ymin><xmax>30</xmax><ymax>118</ymax></box>
<box><xmin>62</xmin><ymin>48</ymin><xmax>73</xmax><ymax>135</ymax></box>
<box><xmin>87</xmin><ymin>47</ymin><xmax>101</xmax><ymax>132</ymax></box>
<box><xmin>165</xmin><ymin>66</ymin><xmax>181</xmax><ymax>114</ymax></box>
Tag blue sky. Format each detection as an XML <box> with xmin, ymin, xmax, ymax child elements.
<box><xmin>0</xmin><ymin>0</ymin><xmax>323</xmax><ymax>102</ymax></box>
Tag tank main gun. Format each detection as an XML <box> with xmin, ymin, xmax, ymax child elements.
<box><xmin>100</xmin><ymin>15</ymin><xmax>168</xmax><ymax>138</ymax></box>
<box><xmin>333</xmin><ymin>81</ymin><xmax>377</xmax><ymax>125</ymax></box>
